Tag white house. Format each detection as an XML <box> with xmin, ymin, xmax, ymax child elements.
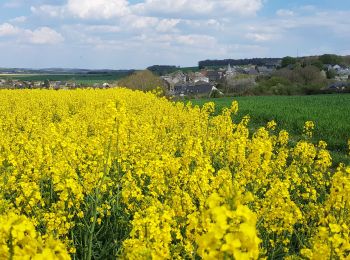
<box><xmin>193</xmin><ymin>72</ymin><xmax>209</xmax><ymax>83</ymax></box>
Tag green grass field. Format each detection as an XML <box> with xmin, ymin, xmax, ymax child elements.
<box><xmin>189</xmin><ymin>94</ymin><xmax>350</xmax><ymax>165</ymax></box>
<box><xmin>0</xmin><ymin>73</ymin><xmax>130</xmax><ymax>85</ymax></box>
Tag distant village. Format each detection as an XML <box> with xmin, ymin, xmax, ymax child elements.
<box><xmin>1</xmin><ymin>55</ymin><xmax>350</xmax><ymax>96</ymax></box>
<box><xmin>0</xmin><ymin>68</ymin><xmax>131</xmax><ymax>90</ymax></box>
<box><xmin>0</xmin><ymin>79</ymin><xmax>111</xmax><ymax>90</ymax></box>
<box><xmin>160</xmin><ymin>59</ymin><xmax>350</xmax><ymax>97</ymax></box>
<box><xmin>161</xmin><ymin>61</ymin><xmax>281</xmax><ymax>97</ymax></box>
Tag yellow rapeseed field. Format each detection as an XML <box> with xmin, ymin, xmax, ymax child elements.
<box><xmin>0</xmin><ymin>88</ymin><xmax>349</xmax><ymax>259</ymax></box>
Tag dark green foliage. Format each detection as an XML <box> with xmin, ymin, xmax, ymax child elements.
<box><xmin>310</xmin><ymin>60</ymin><xmax>324</xmax><ymax>70</ymax></box>
<box><xmin>253</xmin><ymin>76</ymin><xmax>298</xmax><ymax>95</ymax></box>
<box><xmin>319</xmin><ymin>54</ymin><xmax>343</xmax><ymax>65</ymax></box>
<box><xmin>198</xmin><ymin>58</ymin><xmax>281</xmax><ymax>69</ymax></box>
<box><xmin>43</xmin><ymin>79</ymin><xmax>50</xmax><ymax>88</ymax></box>
<box><xmin>147</xmin><ymin>65</ymin><xmax>178</xmax><ymax>76</ymax></box>
<box><xmin>254</xmin><ymin>65</ymin><xmax>327</xmax><ymax>95</ymax></box>
<box><xmin>147</xmin><ymin>66</ymin><xmax>200</xmax><ymax>75</ymax></box>
<box><xmin>298</xmin><ymin>56</ymin><xmax>324</xmax><ymax>70</ymax></box>
<box><xmin>326</xmin><ymin>69</ymin><xmax>337</xmax><ymax>79</ymax></box>
<box><xmin>281</xmin><ymin>56</ymin><xmax>297</xmax><ymax>68</ymax></box>
<box><xmin>293</xmin><ymin>66</ymin><xmax>325</xmax><ymax>85</ymax></box>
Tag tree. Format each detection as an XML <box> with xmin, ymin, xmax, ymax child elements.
<box><xmin>319</xmin><ymin>54</ymin><xmax>343</xmax><ymax>65</ymax></box>
<box><xmin>253</xmin><ymin>76</ymin><xmax>294</xmax><ymax>95</ymax></box>
<box><xmin>326</xmin><ymin>69</ymin><xmax>337</xmax><ymax>79</ymax></box>
<box><xmin>118</xmin><ymin>70</ymin><xmax>166</xmax><ymax>92</ymax></box>
<box><xmin>147</xmin><ymin>65</ymin><xmax>178</xmax><ymax>76</ymax></box>
<box><xmin>274</xmin><ymin>68</ymin><xmax>295</xmax><ymax>82</ymax></box>
<box><xmin>310</xmin><ymin>60</ymin><xmax>324</xmax><ymax>70</ymax></box>
<box><xmin>43</xmin><ymin>79</ymin><xmax>50</xmax><ymax>88</ymax></box>
<box><xmin>299</xmin><ymin>56</ymin><xmax>323</xmax><ymax>70</ymax></box>
<box><xmin>343</xmin><ymin>56</ymin><xmax>350</xmax><ymax>66</ymax></box>
<box><xmin>281</xmin><ymin>56</ymin><xmax>297</xmax><ymax>68</ymax></box>
<box><xmin>224</xmin><ymin>75</ymin><xmax>255</xmax><ymax>94</ymax></box>
<box><xmin>295</xmin><ymin>65</ymin><xmax>324</xmax><ymax>85</ymax></box>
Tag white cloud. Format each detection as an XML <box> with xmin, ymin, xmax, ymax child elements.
<box><xmin>276</xmin><ymin>9</ymin><xmax>294</xmax><ymax>17</ymax></box>
<box><xmin>156</xmin><ymin>19</ymin><xmax>180</xmax><ymax>32</ymax></box>
<box><xmin>30</xmin><ymin>0</ymin><xmax>262</xmax><ymax>25</ymax></box>
<box><xmin>67</xmin><ymin>0</ymin><xmax>130</xmax><ymax>19</ymax></box>
<box><xmin>32</xmin><ymin>0</ymin><xmax>130</xmax><ymax>20</ymax></box>
<box><xmin>25</xmin><ymin>27</ymin><xmax>64</xmax><ymax>44</ymax></box>
<box><xmin>3</xmin><ymin>0</ymin><xmax>24</xmax><ymax>8</ymax></box>
<box><xmin>300</xmin><ymin>5</ymin><xmax>316</xmax><ymax>12</ymax></box>
<box><xmin>6</xmin><ymin>1</ymin><xmax>350</xmax><ymax>68</ymax></box>
<box><xmin>0</xmin><ymin>23</ymin><xmax>64</xmax><ymax>45</ymax></box>
<box><xmin>126</xmin><ymin>15</ymin><xmax>158</xmax><ymax>29</ymax></box>
<box><xmin>207</xmin><ymin>19</ymin><xmax>220</xmax><ymax>27</ymax></box>
<box><xmin>132</xmin><ymin>0</ymin><xmax>263</xmax><ymax>17</ymax></box>
<box><xmin>244</xmin><ymin>22</ymin><xmax>283</xmax><ymax>42</ymax></box>
<box><xmin>175</xmin><ymin>34</ymin><xmax>217</xmax><ymax>46</ymax></box>
<box><xmin>270</xmin><ymin>10</ymin><xmax>350</xmax><ymax>34</ymax></box>
<box><xmin>245</xmin><ymin>32</ymin><xmax>274</xmax><ymax>42</ymax></box>
<box><xmin>31</xmin><ymin>5</ymin><xmax>65</xmax><ymax>18</ymax></box>
<box><xmin>85</xmin><ymin>25</ymin><xmax>121</xmax><ymax>33</ymax></box>
<box><xmin>220</xmin><ymin>0</ymin><xmax>263</xmax><ymax>14</ymax></box>
<box><xmin>115</xmin><ymin>14</ymin><xmax>181</xmax><ymax>33</ymax></box>
<box><xmin>9</xmin><ymin>16</ymin><xmax>27</xmax><ymax>23</ymax></box>
<box><xmin>0</xmin><ymin>23</ymin><xmax>20</xmax><ymax>36</ymax></box>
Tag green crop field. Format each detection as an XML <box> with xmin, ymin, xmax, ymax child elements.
<box><xmin>0</xmin><ymin>73</ymin><xmax>130</xmax><ymax>85</ymax></box>
<box><xmin>189</xmin><ymin>94</ymin><xmax>350</xmax><ymax>165</ymax></box>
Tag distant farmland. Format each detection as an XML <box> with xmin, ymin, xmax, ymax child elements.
<box><xmin>0</xmin><ymin>72</ymin><xmax>133</xmax><ymax>85</ymax></box>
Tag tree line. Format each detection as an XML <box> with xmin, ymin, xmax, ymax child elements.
<box><xmin>198</xmin><ymin>58</ymin><xmax>282</xmax><ymax>68</ymax></box>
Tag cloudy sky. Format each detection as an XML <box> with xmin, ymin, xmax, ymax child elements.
<box><xmin>1</xmin><ymin>0</ymin><xmax>350</xmax><ymax>69</ymax></box>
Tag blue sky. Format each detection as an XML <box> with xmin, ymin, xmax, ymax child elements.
<box><xmin>0</xmin><ymin>0</ymin><xmax>349</xmax><ymax>69</ymax></box>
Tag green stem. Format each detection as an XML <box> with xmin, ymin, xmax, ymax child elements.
<box><xmin>8</xmin><ymin>227</ymin><xmax>14</xmax><ymax>260</ymax></box>
<box><xmin>86</xmin><ymin>194</ymin><xmax>99</xmax><ymax>260</ymax></box>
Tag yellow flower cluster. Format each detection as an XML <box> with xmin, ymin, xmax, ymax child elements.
<box><xmin>0</xmin><ymin>212</ymin><xmax>69</xmax><ymax>259</ymax></box>
<box><xmin>304</xmin><ymin>120</ymin><xmax>315</xmax><ymax>138</ymax></box>
<box><xmin>0</xmin><ymin>88</ymin><xmax>349</xmax><ymax>259</ymax></box>
<box><xmin>301</xmin><ymin>164</ymin><xmax>350</xmax><ymax>259</ymax></box>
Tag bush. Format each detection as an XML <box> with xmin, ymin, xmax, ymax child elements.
<box><xmin>281</xmin><ymin>56</ymin><xmax>297</xmax><ymax>68</ymax></box>
<box><xmin>209</xmin><ymin>88</ymin><xmax>224</xmax><ymax>98</ymax></box>
<box><xmin>224</xmin><ymin>75</ymin><xmax>255</xmax><ymax>94</ymax></box>
<box><xmin>118</xmin><ymin>70</ymin><xmax>166</xmax><ymax>92</ymax></box>
<box><xmin>253</xmin><ymin>76</ymin><xmax>300</xmax><ymax>95</ymax></box>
